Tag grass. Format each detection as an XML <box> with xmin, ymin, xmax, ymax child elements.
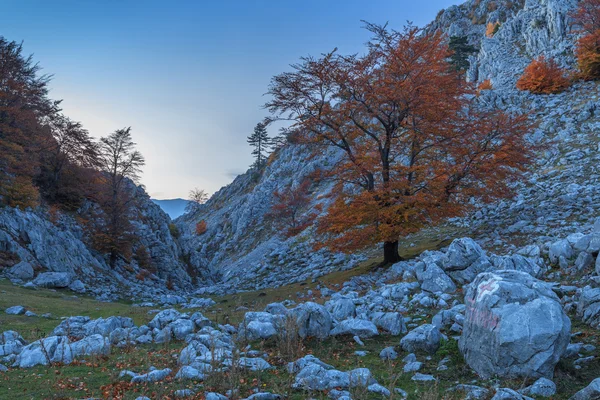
<box><xmin>0</xmin><ymin>279</ymin><xmax>154</xmax><ymax>341</ymax></box>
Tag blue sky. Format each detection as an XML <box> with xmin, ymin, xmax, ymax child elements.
<box><xmin>1</xmin><ymin>0</ymin><xmax>460</xmax><ymax>199</ymax></box>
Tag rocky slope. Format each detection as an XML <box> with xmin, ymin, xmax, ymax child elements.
<box><xmin>0</xmin><ymin>184</ymin><xmax>196</xmax><ymax>301</ymax></box>
<box><xmin>176</xmin><ymin>0</ymin><xmax>599</xmax><ymax>292</ymax></box>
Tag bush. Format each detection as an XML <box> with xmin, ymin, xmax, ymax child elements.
<box><xmin>486</xmin><ymin>21</ymin><xmax>501</xmax><ymax>37</ymax></box>
<box><xmin>516</xmin><ymin>56</ymin><xmax>571</xmax><ymax>94</ymax></box>
<box><xmin>168</xmin><ymin>223</ymin><xmax>180</xmax><ymax>238</ymax></box>
<box><xmin>477</xmin><ymin>79</ymin><xmax>493</xmax><ymax>93</ymax></box>
<box><xmin>576</xmin><ymin>31</ymin><xmax>600</xmax><ymax>81</ymax></box>
<box><xmin>195</xmin><ymin>220</ymin><xmax>207</xmax><ymax>235</ymax></box>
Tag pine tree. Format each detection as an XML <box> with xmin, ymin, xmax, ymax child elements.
<box><xmin>247</xmin><ymin>122</ymin><xmax>271</xmax><ymax>168</ymax></box>
<box><xmin>448</xmin><ymin>36</ymin><xmax>477</xmax><ymax>72</ymax></box>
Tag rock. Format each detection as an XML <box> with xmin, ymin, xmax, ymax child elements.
<box><xmin>520</xmin><ymin>377</ymin><xmax>556</xmax><ymax>398</ymax></box>
<box><xmin>347</xmin><ymin>368</ymin><xmax>375</xmax><ymax>386</ymax></box>
<box><xmin>444</xmin><ymin>238</ymin><xmax>485</xmax><ymax>270</ymax></box>
<box><xmin>368</xmin><ymin>383</ymin><xmax>391</xmax><ymax>396</ymax></box>
<box><xmin>371</xmin><ymin>312</ymin><xmax>406</xmax><ymax>335</ymax></box>
<box><xmin>379</xmin><ymin>346</ymin><xmax>398</xmax><ymax>360</ymax></box>
<box><xmin>449</xmin><ymin>384</ymin><xmax>490</xmax><ymax>399</ymax></box>
<box><xmin>549</xmin><ymin>239</ymin><xmax>573</xmax><ymax>264</ymax></box>
<box><xmin>264</xmin><ymin>302</ymin><xmax>288</xmax><ymax>315</ymax></box>
<box><xmin>169</xmin><ymin>318</ymin><xmax>195</xmax><ymax>340</ymax></box>
<box><xmin>411</xmin><ymin>373</ymin><xmax>435</xmax><ymax>381</ymax></box>
<box><xmin>244</xmin><ymin>393</ymin><xmax>281</xmax><ymax>400</ymax></box>
<box><xmin>575</xmin><ymin>252</ymin><xmax>595</xmax><ymax>271</ymax></box>
<box><xmin>400</xmin><ymin>324</ymin><xmax>441</xmax><ymax>354</ymax></box>
<box><xmin>415</xmin><ymin>261</ymin><xmax>456</xmax><ymax>294</ymax></box>
<box><xmin>7</xmin><ymin>261</ymin><xmax>34</xmax><ymax>280</ymax></box>
<box><xmin>148</xmin><ymin>309</ymin><xmax>182</xmax><ymax>330</ymax></box>
<box><xmin>570</xmin><ymin>378</ymin><xmax>600</xmax><ymax>400</ymax></box>
<box><xmin>52</xmin><ymin>334</ymin><xmax>110</xmax><ymax>364</ymax></box>
<box><xmin>325</xmin><ymin>298</ymin><xmax>356</xmax><ymax>321</ymax></box>
<box><xmin>238</xmin><ymin>312</ymin><xmax>280</xmax><ymax>341</ymax></box>
<box><xmin>205</xmin><ymin>393</ymin><xmax>228</xmax><ymax>400</ymax></box>
<box><xmin>578</xmin><ymin>287</ymin><xmax>600</xmax><ymax>328</ymax></box>
<box><xmin>175</xmin><ymin>365</ymin><xmax>204</xmax><ymax>380</ymax></box>
<box><xmin>290</xmin><ymin>302</ymin><xmax>332</xmax><ymax>340</ymax></box>
<box><xmin>175</xmin><ymin>389</ymin><xmax>195</xmax><ymax>398</ymax></box>
<box><xmin>459</xmin><ymin>271</ymin><xmax>571</xmax><ymax>379</ymax></box>
<box><xmin>14</xmin><ymin>336</ymin><xmax>66</xmax><ymax>368</ymax></box>
<box><xmin>236</xmin><ymin>357</ymin><xmax>272</xmax><ymax>371</ymax></box>
<box><xmin>403</xmin><ymin>361</ymin><xmax>422</xmax><ymax>372</ymax></box>
<box><xmin>131</xmin><ymin>368</ymin><xmax>172</xmax><ymax>383</ymax></box>
<box><xmin>68</xmin><ymin>280</ymin><xmax>86</xmax><ymax>293</ymax></box>
<box><xmin>32</xmin><ymin>272</ymin><xmax>71</xmax><ymax>288</ymax></box>
<box><xmin>286</xmin><ymin>355</ymin><xmax>333</xmax><ymax>374</ymax></box>
<box><xmin>5</xmin><ymin>306</ymin><xmax>26</xmax><ymax>315</ymax></box>
<box><xmin>330</xmin><ymin>318</ymin><xmax>378</xmax><ymax>338</ymax></box>
<box><xmin>492</xmin><ymin>388</ymin><xmax>533</xmax><ymax>400</ymax></box>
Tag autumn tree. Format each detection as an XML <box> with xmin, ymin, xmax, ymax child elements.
<box><xmin>448</xmin><ymin>36</ymin><xmax>477</xmax><ymax>72</ymax></box>
<box><xmin>572</xmin><ymin>0</ymin><xmax>600</xmax><ymax>80</ymax></box>
<box><xmin>189</xmin><ymin>187</ymin><xmax>209</xmax><ymax>204</ymax></box>
<box><xmin>267</xmin><ymin>179</ymin><xmax>321</xmax><ymax>238</ymax></box>
<box><xmin>265</xmin><ymin>23</ymin><xmax>534</xmax><ymax>263</ymax></box>
<box><xmin>516</xmin><ymin>56</ymin><xmax>571</xmax><ymax>94</ymax></box>
<box><xmin>247</xmin><ymin>122</ymin><xmax>272</xmax><ymax>169</ymax></box>
<box><xmin>93</xmin><ymin>127</ymin><xmax>145</xmax><ymax>267</ymax></box>
<box><xmin>36</xmin><ymin>114</ymin><xmax>99</xmax><ymax>207</ymax></box>
<box><xmin>0</xmin><ymin>37</ymin><xmax>58</xmax><ymax>208</ymax></box>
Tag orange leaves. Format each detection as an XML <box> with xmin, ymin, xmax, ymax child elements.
<box><xmin>477</xmin><ymin>79</ymin><xmax>493</xmax><ymax>93</ymax></box>
<box><xmin>195</xmin><ymin>220</ymin><xmax>207</xmax><ymax>235</ymax></box>
<box><xmin>267</xmin><ymin>179</ymin><xmax>320</xmax><ymax>238</ymax></box>
<box><xmin>486</xmin><ymin>22</ymin><xmax>500</xmax><ymax>37</ymax></box>
<box><xmin>266</xmin><ymin>23</ymin><xmax>534</xmax><ymax>262</ymax></box>
<box><xmin>516</xmin><ymin>56</ymin><xmax>571</xmax><ymax>94</ymax></box>
<box><xmin>576</xmin><ymin>30</ymin><xmax>600</xmax><ymax>81</ymax></box>
<box><xmin>570</xmin><ymin>0</ymin><xmax>600</xmax><ymax>34</ymax></box>
<box><xmin>571</xmin><ymin>0</ymin><xmax>600</xmax><ymax>81</ymax></box>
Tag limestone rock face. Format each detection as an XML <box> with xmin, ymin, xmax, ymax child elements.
<box><xmin>459</xmin><ymin>270</ymin><xmax>571</xmax><ymax>379</ymax></box>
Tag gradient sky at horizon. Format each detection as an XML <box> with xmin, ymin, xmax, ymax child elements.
<box><xmin>1</xmin><ymin>0</ymin><xmax>460</xmax><ymax>199</ymax></box>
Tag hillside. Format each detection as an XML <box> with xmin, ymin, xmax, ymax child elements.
<box><xmin>2</xmin><ymin>0</ymin><xmax>600</xmax><ymax>399</ymax></box>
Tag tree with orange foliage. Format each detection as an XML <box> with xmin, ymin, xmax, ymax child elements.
<box><xmin>516</xmin><ymin>56</ymin><xmax>571</xmax><ymax>94</ymax></box>
<box><xmin>571</xmin><ymin>0</ymin><xmax>600</xmax><ymax>80</ymax></box>
<box><xmin>268</xmin><ymin>179</ymin><xmax>321</xmax><ymax>238</ymax></box>
<box><xmin>0</xmin><ymin>37</ymin><xmax>59</xmax><ymax>209</ymax></box>
<box><xmin>266</xmin><ymin>23</ymin><xmax>534</xmax><ymax>263</ymax></box>
<box><xmin>477</xmin><ymin>79</ymin><xmax>493</xmax><ymax>93</ymax></box>
<box><xmin>486</xmin><ymin>21</ymin><xmax>500</xmax><ymax>37</ymax></box>
<box><xmin>195</xmin><ymin>220</ymin><xmax>207</xmax><ymax>235</ymax></box>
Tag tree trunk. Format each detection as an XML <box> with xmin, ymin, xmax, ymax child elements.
<box><xmin>383</xmin><ymin>240</ymin><xmax>401</xmax><ymax>264</ymax></box>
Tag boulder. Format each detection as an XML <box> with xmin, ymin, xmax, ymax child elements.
<box><xmin>33</xmin><ymin>272</ymin><xmax>71</xmax><ymax>288</ymax></box>
<box><xmin>459</xmin><ymin>271</ymin><xmax>571</xmax><ymax>379</ymax></box>
<box><xmin>325</xmin><ymin>298</ymin><xmax>356</xmax><ymax>321</ymax></box>
<box><xmin>415</xmin><ymin>261</ymin><xmax>456</xmax><ymax>294</ymax></box>
<box><xmin>400</xmin><ymin>324</ymin><xmax>441</xmax><ymax>354</ymax></box>
<box><xmin>577</xmin><ymin>287</ymin><xmax>600</xmax><ymax>328</ymax></box>
<box><xmin>169</xmin><ymin>319</ymin><xmax>195</xmax><ymax>340</ymax></box>
<box><xmin>570</xmin><ymin>378</ymin><xmax>600</xmax><ymax>400</ymax></box>
<box><xmin>14</xmin><ymin>336</ymin><xmax>66</xmax><ymax>368</ymax></box>
<box><xmin>5</xmin><ymin>306</ymin><xmax>26</xmax><ymax>315</ymax></box>
<box><xmin>264</xmin><ymin>303</ymin><xmax>288</xmax><ymax>315</ymax></box>
<box><xmin>7</xmin><ymin>261</ymin><xmax>34</xmax><ymax>280</ymax></box>
<box><xmin>330</xmin><ymin>319</ymin><xmax>378</xmax><ymax>338</ymax></box>
<box><xmin>492</xmin><ymin>388</ymin><xmax>533</xmax><ymax>400</ymax></box>
<box><xmin>131</xmin><ymin>368</ymin><xmax>172</xmax><ymax>383</ymax></box>
<box><xmin>238</xmin><ymin>312</ymin><xmax>281</xmax><ymax>341</ymax></box>
<box><xmin>52</xmin><ymin>334</ymin><xmax>110</xmax><ymax>364</ymax></box>
<box><xmin>549</xmin><ymin>239</ymin><xmax>573</xmax><ymax>264</ymax></box>
<box><xmin>520</xmin><ymin>377</ymin><xmax>556</xmax><ymax>398</ymax></box>
<box><xmin>444</xmin><ymin>238</ymin><xmax>485</xmax><ymax>271</ymax></box>
<box><xmin>290</xmin><ymin>302</ymin><xmax>332</xmax><ymax>340</ymax></box>
<box><xmin>370</xmin><ymin>312</ymin><xmax>406</xmax><ymax>335</ymax></box>
<box><xmin>148</xmin><ymin>309</ymin><xmax>182</xmax><ymax>330</ymax></box>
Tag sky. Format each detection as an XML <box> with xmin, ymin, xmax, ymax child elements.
<box><xmin>1</xmin><ymin>0</ymin><xmax>460</xmax><ymax>199</ymax></box>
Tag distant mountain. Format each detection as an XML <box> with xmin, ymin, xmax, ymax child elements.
<box><xmin>152</xmin><ymin>198</ymin><xmax>191</xmax><ymax>219</ymax></box>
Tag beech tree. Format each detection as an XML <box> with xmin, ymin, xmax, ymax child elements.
<box><xmin>37</xmin><ymin>115</ymin><xmax>99</xmax><ymax>207</ymax></box>
<box><xmin>516</xmin><ymin>56</ymin><xmax>571</xmax><ymax>94</ymax></box>
<box><xmin>268</xmin><ymin>179</ymin><xmax>321</xmax><ymax>238</ymax></box>
<box><xmin>94</xmin><ymin>127</ymin><xmax>145</xmax><ymax>267</ymax></box>
<box><xmin>572</xmin><ymin>0</ymin><xmax>600</xmax><ymax>81</ymax></box>
<box><xmin>265</xmin><ymin>23</ymin><xmax>534</xmax><ymax>263</ymax></box>
<box><xmin>0</xmin><ymin>37</ymin><xmax>58</xmax><ymax>208</ymax></box>
<box><xmin>247</xmin><ymin>122</ymin><xmax>272</xmax><ymax>168</ymax></box>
